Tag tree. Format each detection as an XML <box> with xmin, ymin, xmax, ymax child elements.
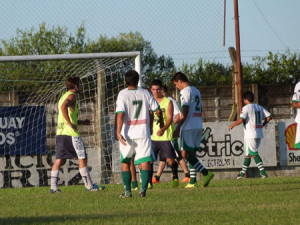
<box><xmin>178</xmin><ymin>59</ymin><xmax>232</xmax><ymax>86</ymax></box>
<box><xmin>0</xmin><ymin>23</ymin><xmax>175</xmax><ymax>91</ymax></box>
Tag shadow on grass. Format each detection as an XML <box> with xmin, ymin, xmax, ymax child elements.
<box><xmin>0</xmin><ymin>214</ymin><xmax>122</xmax><ymax>225</ymax></box>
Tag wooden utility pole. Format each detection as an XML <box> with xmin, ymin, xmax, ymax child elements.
<box><xmin>233</xmin><ymin>0</ymin><xmax>243</xmax><ymax>114</ymax></box>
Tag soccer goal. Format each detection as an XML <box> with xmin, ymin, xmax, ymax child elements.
<box><xmin>0</xmin><ymin>51</ymin><xmax>141</xmax><ymax>188</ymax></box>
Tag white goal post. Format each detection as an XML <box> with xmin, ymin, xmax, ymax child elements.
<box><xmin>0</xmin><ymin>51</ymin><xmax>140</xmax><ymax>188</ymax></box>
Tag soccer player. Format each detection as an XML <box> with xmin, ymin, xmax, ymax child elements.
<box><xmin>152</xmin><ymin>85</ymin><xmax>190</xmax><ymax>184</ymax></box>
<box><xmin>172</xmin><ymin>72</ymin><xmax>214</xmax><ymax>188</ymax></box>
<box><xmin>149</xmin><ymin>79</ymin><xmax>179</xmax><ymax>188</ymax></box>
<box><xmin>228</xmin><ymin>91</ymin><xmax>272</xmax><ymax>179</ymax></box>
<box><xmin>292</xmin><ymin>81</ymin><xmax>300</xmax><ymax>149</ymax></box>
<box><xmin>115</xmin><ymin>70</ymin><xmax>164</xmax><ymax>198</ymax></box>
<box><xmin>50</xmin><ymin>76</ymin><xmax>102</xmax><ymax>193</ymax></box>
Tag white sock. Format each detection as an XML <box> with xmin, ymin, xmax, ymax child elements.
<box><xmin>79</xmin><ymin>167</ymin><xmax>93</xmax><ymax>189</ymax></box>
<box><xmin>50</xmin><ymin>170</ymin><xmax>59</xmax><ymax>190</ymax></box>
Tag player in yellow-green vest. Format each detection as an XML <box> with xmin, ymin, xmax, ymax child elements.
<box><xmin>149</xmin><ymin>79</ymin><xmax>179</xmax><ymax>188</ymax></box>
<box><xmin>50</xmin><ymin>76</ymin><xmax>104</xmax><ymax>193</ymax></box>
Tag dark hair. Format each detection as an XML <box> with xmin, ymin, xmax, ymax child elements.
<box><xmin>171</xmin><ymin>72</ymin><xmax>188</xmax><ymax>82</ymax></box>
<box><xmin>151</xmin><ymin>79</ymin><xmax>162</xmax><ymax>88</ymax></box>
<box><xmin>243</xmin><ymin>91</ymin><xmax>255</xmax><ymax>102</ymax></box>
<box><xmin>65</xmin><ymin>76</ymin><xmax>80</xmax><ymax>90</ymax></box>
<box><xmin>125</xmin><ymin>70</ymin><xmax>139</xmax><ymax>86</ymax></box>
<box><xmin>162</xmin><ymin>85</ymin><xmax>168</xmax><ymax>93</ymax></box>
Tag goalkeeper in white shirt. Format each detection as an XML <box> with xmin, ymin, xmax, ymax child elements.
<box><xmin>228</xmin><ymin>91</ymin><xmax>272</xmax><ymax>179</ymax></box>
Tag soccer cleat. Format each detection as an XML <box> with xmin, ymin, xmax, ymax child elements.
<box><xmin>236</xmin><ymin>173</ymin><xmax>244</xmax><ymax>180</ymax></box>
<box><xmin>120</xmin><ymin>192</ymin><xmax>132</xmax><ymax>198</ymax></box>
<box><xmin>172</xmin><ymin>179</ymin><xmax>179</xmax><ymax>188</ymax></box>
<box><xmin>139</xmin><ymin>190</ymin><xmax>146</xmax><ymax>198</ymax></box>
<box><xmin>86</xmin><ymin>184</ymin><xmax>104</xmax><ymax>192</ymax></box>
<box><xmin>181</xmin><ymin>177</ymin><xmax>190</xmax><ymax>183</ymax></box>
<box><xmin>131</xmin><ymin>187</ymin><xmax>139</xmax><ymax>191</ymax></box>
<box><xmin>50</xmin><ymin>189</ymin><xmax>62</xmax><ymax>194</ymax></box>
<box><xmin>148</xmin><ymin>183</ymin><xmax>153</xmax><ymax>189</ymax></box>
<box><xmin>184</xmin><ymin>183</ymin><xmax>198</xmax><ymax>189</ymax></box>
<box><xmin>152</xmin><ymin>176</ymin><xmax>160</xmax><ymax>184</ymax></box>
<box><xmin>260</xmin><ymin>174</ymin><xmax>267</xmax><ymax>179</ymax></box>
<box><xmin>202</xmin><ymin>171</ymin><xmax>214</xmax><ymax>187</ymax></box>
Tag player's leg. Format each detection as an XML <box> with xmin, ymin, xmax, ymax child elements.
<box><xmin>173</xmin><ymin>138</ymin><xmax>190</xmax><ymax>182</ymax></box>
<box><xmin>119</xmin><ymin>138</ymin><xmax>134</xmax><ymax>198</ymax></box>
<box><xmin>134</xmin><ymin>138</ymin><xmax>154</xmax><ymax>197</ymax></box>
<box><xmin>160</xmin><ymin>141</ymin><xmax>179</xmax><ymax>187</ymax></box>
<box><xmin>182</xmin><ymin>130</ymin><xmax>214</xmax><ymax>188</ymax></box>
<box><xmin>71</xmin><ymin>136</ymin><xmax>101</xmax><ymax>191</ymax></box>
<box><xmin>121</xmin><ymin>162</ymin><xmax>132</xmax><ymax>198</ymax></box>
<box><xmin>251</xmin><ymin>138</ymin><xmax>267</xmax><ymax>177</ymax></box>
<box><xmin>236</xmin><ymin>156</ymin><xmax>251</xmax><ymax>179</ymax></box>
<box><xmin>237</xmin><ymin>138</ymin><xmax>251</xmax><ymax>179</ymax></box>
<box><xmin>149</xmin><ymin>141</ymin><xmax>159</xmax><ymax>188</ymax></box>
<box><xmin>153</xmin><ymin>157</ymin><xmax>166</xmax><ymax>183</ymax></box>
<box><xmin>130</xmin><ymin>157</ymin><xmax>138</xmax><ymax>190</ymax></box>
<box><xmin>50</xmin><ymin>158</ymin><xmax>65</xmax><ymax>193</ymax></box>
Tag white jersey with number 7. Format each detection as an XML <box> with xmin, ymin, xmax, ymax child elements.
<box><xmin>116</xmin><ymin>87</ymin><xmax>159</xmax><ymax>139</ymax></box>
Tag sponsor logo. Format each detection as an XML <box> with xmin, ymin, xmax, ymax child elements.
<box><xmin>285</xmin><ymin>123</ymin><xmax>299</xmax><ymax>150</ymax></box>
<box><xmin>0</xmin><ymin>117</ymin><xmax>25</xmax><ymax>145</ymax></box>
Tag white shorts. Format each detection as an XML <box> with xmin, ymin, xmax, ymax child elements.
<box><xmin>244</xmin><ymin>138</ymin><xmax>261</xmax><ymax>156</ymax></box>
<box><xmin>295</xmin><ymin>123</ymin><xmax>300</xmax><ymax>148</ymax></box>
<box><xmin>119</xmin><ymin>138</ymin><xmax>154</xmax><ymax>165</ymax></box>
<box><xmin>180</xmin><ymin>129</ymin><xmax>203</xmax><ymax>152</ymax></box>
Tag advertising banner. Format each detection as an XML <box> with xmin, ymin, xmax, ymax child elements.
<box><xmin>278</xmin><ymin>119</ymin><xmax>300</xmax><ymax>166</ymax></box>
<box><xmin>0</xmin><ymin>106</ymin><xmax>47</xmax><ymax>155</ymax></box>
<box><xmin>197</xmin><ymin>121</ymin><xmax>277</xmax><ymax>169</ymax></box>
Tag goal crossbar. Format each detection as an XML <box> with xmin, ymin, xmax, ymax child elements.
<box><xmin>0</xmin><ymin>51</ymin><xmax>140</xmax><ymax>62</ymax></box>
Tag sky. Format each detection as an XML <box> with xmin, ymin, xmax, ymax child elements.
<box><xmin>0</xmin><ymin>0</ymin><xmax>299</xmax><ymax>67</ymax></box>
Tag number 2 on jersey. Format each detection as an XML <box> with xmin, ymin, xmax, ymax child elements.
<box><xmin>132</xmin><ymin>100</ymin><xmax>142</xmax><ymax>119</ymax></box>
<box><xmin>195</xmin><ymin>95</ymin><xmax>201</xmax><ymax>111</ymax></box>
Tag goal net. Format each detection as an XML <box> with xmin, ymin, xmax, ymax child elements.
<box><xmin>0</xmin><ymin>51</ymin><xmax>140</xmax><ymax>188</ymax></box>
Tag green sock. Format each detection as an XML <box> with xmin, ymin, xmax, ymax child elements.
<box><xmin>189</xmin><ymin>164</ymin><xmax>197</xmax><ymax>184</ymax></box>
<box><xmin>240</xmin><ymin>157</ymin><xmax>251</xmax><ymax>175</ymax></box>
<box><xmin>131</xmin><ymin>180</ymin><xmax>138</xmax><ymax>189</ymax></box>
<box><xmin>140</xmin><ymin>170</ymin><xmax>149</xmax><ymax>192</ymax></box>
<box><xmin>121</xmin><ymin>171</ymin><xmax>131</xmax><ymax>192</ymax></box>
<box><xmin>187</xmin><ymin>154</ymin><xmax>208</xmax><ymax>176</ymax></box>
<box><xmin>254</xmin><ymin>155</ymin><xmax>266</xmax><ymax>176</ymax></box>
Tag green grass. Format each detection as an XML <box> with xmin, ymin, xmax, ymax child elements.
<box><xmin>1</xmin><ymin>176</ymin><xmax>300</xmax><ymax>225</ymax></box>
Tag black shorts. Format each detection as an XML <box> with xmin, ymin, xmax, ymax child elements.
<box><xmin>56</xmin><ymin>135</ymin><xmax>87</xmax><ymax>159</ymax></box>
<box><xmin>152</xmin><ymin>141</ymin><xmax>176</xmax><ymax>160</ymax></box>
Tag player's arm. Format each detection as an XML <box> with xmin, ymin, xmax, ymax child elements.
<box><xmin>149</xmin><ymin>110</ymin><xmax>154</xmax><ymax>135</ymax></box>
<box><xmin>61</xmin><ymin>94</ymin><xmax>77</xmax><ymax>131</ymax></box>
<box><xmin>228</xmin><ymin>118</ymin><xmax>243</xmax><ymax>131</ymax></box>
<box><xmin>155</xmin><ymin>108</ymin><xmax>164</xmax><ymax>129</ymax></box>
<box><xmin>292</xmin><ymin>101</ymin><xmax>300</xmax><ymax>109</ymax></box>
<box><xmin>173</xmin><ymin>113</ymin><xmax>180</xmax><ymax>125</ymax></box>
<box><xmin>116</xmin><ymin>112</ymin><xmax>126</xmax><ymax>146</ymax></box>
<box><xmin>173</xmin><ymin>105</ymin><xmax>189</xmax><ymax>138</ymax></box>
<box><xmin>157</xmin><ymin>100</ymin><xmax>173</xmax><ymax>136</ymax></box>
<box><xmin>262</xmin><ymin>115</ymin><xmax>272</xmax><ymax>127</ymax></box>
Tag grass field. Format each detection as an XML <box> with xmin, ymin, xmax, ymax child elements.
<box><xmin>1</xmin><ymin>176</ymin><xmax>300</xmax><ymax>225</ymax></box>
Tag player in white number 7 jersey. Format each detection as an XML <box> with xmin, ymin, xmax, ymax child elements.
<box><xmin>228</xmin><ymin>91</ymin><xmax>272</xmax><ymax>179</ymax></box>
<box><xmin>115</xmin><ymin>70</ymin><xmax>164</xmax><ymax>198</ymax></box>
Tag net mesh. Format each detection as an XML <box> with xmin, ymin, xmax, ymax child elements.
<box><xmin>0</xmin><ymin>53</ymin><xmax>137</xmax><ymax>188</ymax></box>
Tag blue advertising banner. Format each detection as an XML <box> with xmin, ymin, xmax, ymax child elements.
<box><xmin>0</xmin><ymin>106</ymin><xmax>47</xmax><ymax>155</ymax></box>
